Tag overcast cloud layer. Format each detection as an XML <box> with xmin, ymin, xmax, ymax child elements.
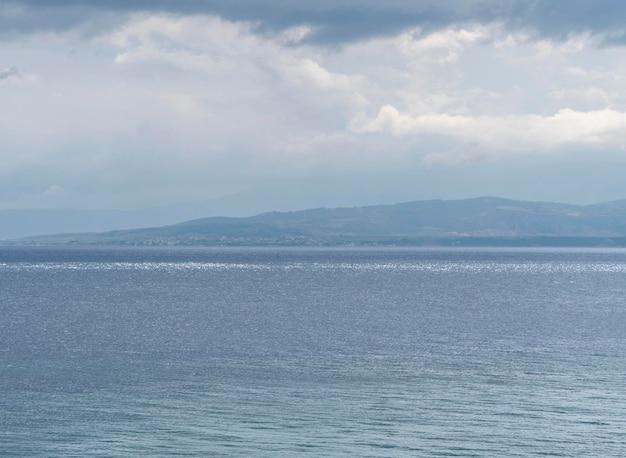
<box><xmin>2</xmin><ymin>0</ymin><xmax>626</xmax><ymax>212</ymax></box>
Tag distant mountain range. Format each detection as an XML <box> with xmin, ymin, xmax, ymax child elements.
<box><xmin>9</xmin><ymin>197</ymin><xmax>626</xmax><ymax>246</ymax></box>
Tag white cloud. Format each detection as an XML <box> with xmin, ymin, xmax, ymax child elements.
<box><xmin>280</xmin><ymin>57</ymin><xmax>352</xmax><ymax>91</ymax></box>
<box><xmin>276</xmin><ymin>25</ymin><xmax>315</xmax><ymax>46</ymax></box>
<box><xmin>4</xmin><ymin>11</ymin><xmax>626</xmax><ymax>210</ymax></box>
<box><xmin>396</xmin><ymin>24</ymin><xmax>490</xmax><ymax>64</ymax></box>
<box><xmin>351</xmin><ymin>105</ymin><xmax>626</xmax><ymax>151</ymax></box>
<box><xmin>111</xmin><ymin>14</ymin><xmax>256</xmax><ymax>68</ymax></box>
<box><xmin>111</xmin><ymin>15</ymin><xmax>360</xmax><ymax>93</ymax></box>
<box><xmin>109</xmin><ymin>14</ymin><xmax>368</xmax><ymax>119</ymax></box>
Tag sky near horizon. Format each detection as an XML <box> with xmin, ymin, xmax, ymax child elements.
<box><xmin>2</xmin><ymin>0</ymin><xmax>626</xmax><ymax>213</ymax></box>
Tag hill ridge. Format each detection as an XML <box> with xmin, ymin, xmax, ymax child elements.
<box><xmin>9</xmin><ymin>196</ymin><xmax>626</xmax><ymax>246</ymax></box>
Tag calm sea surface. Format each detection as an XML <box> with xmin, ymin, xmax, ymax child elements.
<box><xmin>1</xmin><ymin>246</ymin><xmax>626</xmax><ymax>456</ymax></box>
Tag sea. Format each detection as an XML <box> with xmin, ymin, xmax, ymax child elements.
<box><xmin>1</xmin><ymin>246</ymin><xmax>626</xmax><ymax>456</ymax></box>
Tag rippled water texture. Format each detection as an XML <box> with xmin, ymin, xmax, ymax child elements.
<box><xmin>1</xmin><ymin>247</ymin><xmax>626</xmax><ymax>456</ymax></box>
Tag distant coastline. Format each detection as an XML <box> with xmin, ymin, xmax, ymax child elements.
<box><xmin>6</xmin><ymin>236</ymin><xmax>626</xmax><ymax>248</ymax></box>
<box><xmin>6</xmin><ymin>197</ymin><xmax>626</xmax><ymax>247</ymax></box>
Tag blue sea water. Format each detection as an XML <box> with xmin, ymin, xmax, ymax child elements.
<box><xmin>1</xmin><ymin>246</ymin><xmax>626</xmax><ymax>456</ymax></box>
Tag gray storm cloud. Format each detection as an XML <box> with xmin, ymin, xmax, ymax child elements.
<box><xmin>4</xmin><ymin>0</ymin><xmax>626</xmax><ymax>45</ymax></box>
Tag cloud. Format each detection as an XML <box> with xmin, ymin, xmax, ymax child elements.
<box><xmin>0</xmin><ymin>1</ymin><xmax>498</xmax><ymax>40</ymax></box>
<box><xmin>5</xmin><ymin>0</ymin><xmax>626</xmax><ymax>47</ymax></box>
<box><xmin>109</xmin><ymin>14</ymin><xmax>366</xmax><ymax>108</ymax></box>
<box><xmin>0</xmin><ymin>66</ymin><xmax>36</xmax><ymax>84</ymax></box>
<box><xmin>351</xmin><ymin>105</ymin><xmax>626</xmax><ymax>151</ymax></box>
<box><xmin>397</xmin><ymin>25</ymin><xmax>490</xmax><ymax>64</ymax></box>
<box><xmin>3</xmin><ymin>5</ymin><xmax>626</xmax><ymax>211</ymax></box>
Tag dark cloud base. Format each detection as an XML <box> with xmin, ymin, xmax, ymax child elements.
<box><xmin>4</xmin><ymin>0</ymin><xmax>626</xmax><ymax>44</ymax></box>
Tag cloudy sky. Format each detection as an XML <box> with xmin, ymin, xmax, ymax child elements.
<box><xmin>2</xmin><ymin>0</ymin><xmax>626</xmax><ymax>214</ymax></box>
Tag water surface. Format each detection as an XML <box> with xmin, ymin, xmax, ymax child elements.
<box><xmin>2</xmin><ymin>247</ymin><xmax>626</xmax><ymax>456</ymax></box>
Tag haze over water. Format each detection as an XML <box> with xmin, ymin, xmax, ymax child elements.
<box><xmin>2</xmin><ymin>247</ymin><xmax>626</xmax><ymax>456</ymax></box>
